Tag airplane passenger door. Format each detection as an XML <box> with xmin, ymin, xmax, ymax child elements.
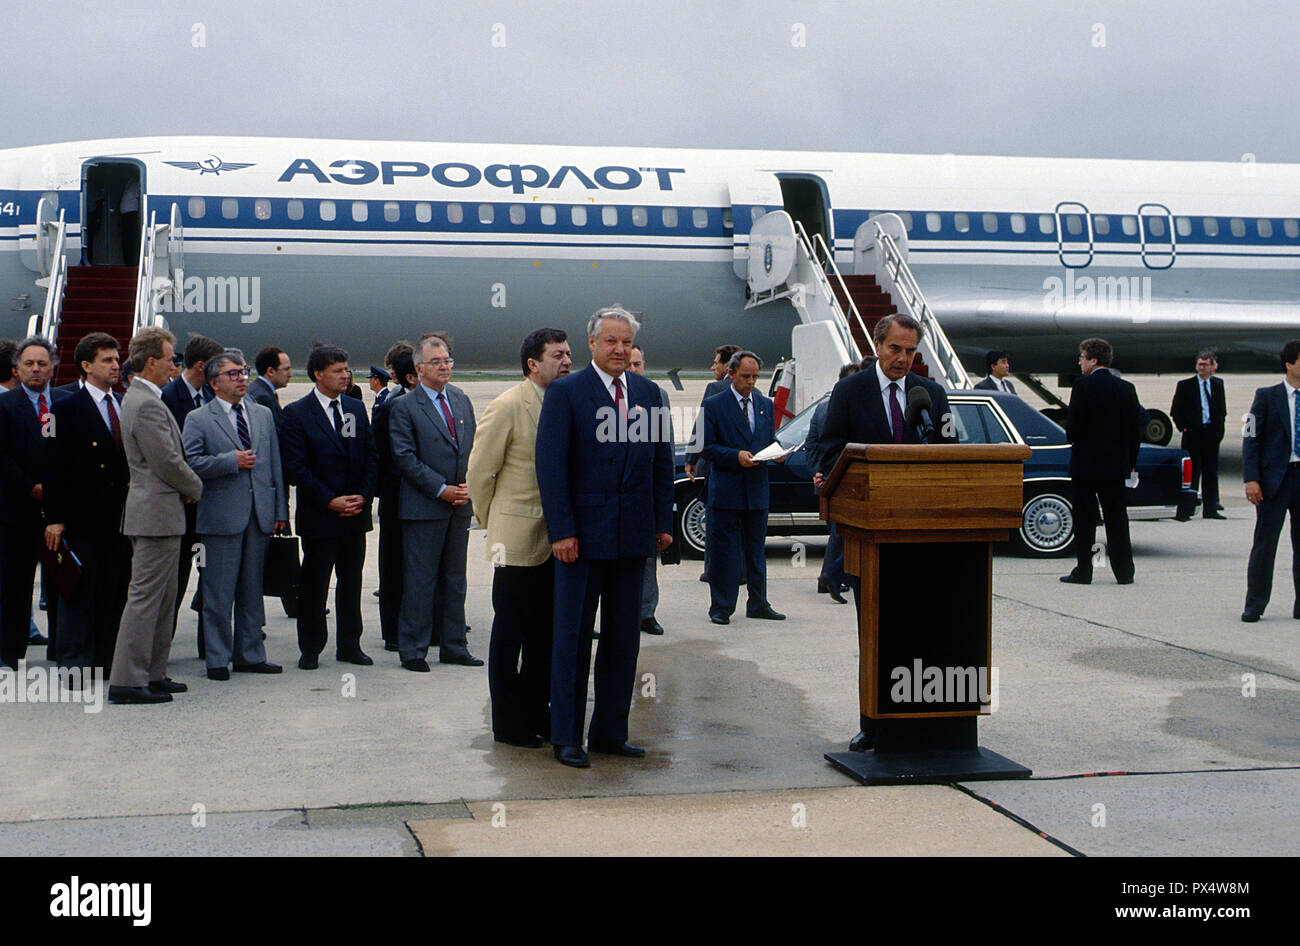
<box><xmin>729</xmin><ymin>173</ymin><xmax>786</xmax><ymax>279</ymax></box>
<box><xmin>1054</xmin><ymin>201</ymin><xmax>1093</xmax><ymax>268</ymax></box>
<box><xmin>1138</xmin><ymin>202</ymin><xmax>1176</xmax><ymax>269</ymax></box>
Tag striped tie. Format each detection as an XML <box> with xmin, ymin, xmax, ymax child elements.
<box><xmin>234</xmin><ymin>402</ymin><xmax>252</xmax><ymax>450</ymax></box>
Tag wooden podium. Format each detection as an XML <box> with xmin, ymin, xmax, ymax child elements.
<box><xmin>820</xmin><ymin>443</ymin><xmax>1034</xmax><ymax>785</ymax></box>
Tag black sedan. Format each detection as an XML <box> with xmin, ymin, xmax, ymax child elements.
<box><xmin>673</xmin><ymin>389</ymin><xmax>1197</xmax><ymax>558</ymax></box>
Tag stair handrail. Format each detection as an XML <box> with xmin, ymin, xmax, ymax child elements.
<box><xmin>869</xmin><ymin>219</ymin><xmax>973</xmax><ymax>389</ymax></box>
<box><xmin>788</xmin><ymin>219</ymin><xmax>862</xmax><ymax>361</ymax></box>
<box><xmin>133</xmin><ymin>208</ymin><xmax>157</xmax><ymax>337</ymax></box>
<box><xmin>33</xmin><ymin>210</ymin><xmax>68</xmax><ymax>343</ymax></box>
<box><xmin>809</xmin><ymin>228</ymin><xmax>877</xmax><ymax>360</ymax></box>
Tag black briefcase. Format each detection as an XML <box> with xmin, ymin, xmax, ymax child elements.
<box><xmin>263</xmin><ymin>533</ymin><xmax>301</xmax><ymax>616</ymax></box>
<box><xmin>38</xmin><ymin>537</ymin><xmax>84</xmax><ymax>599</ymax></box>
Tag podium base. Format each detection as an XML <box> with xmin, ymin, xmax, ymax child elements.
<box><xmin>825</xmin><ymin>747</ymin><xmax>1032</xmax><ymax>786</ymax></box>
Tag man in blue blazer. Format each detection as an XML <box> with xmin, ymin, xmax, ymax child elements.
<box><xmin>1242</xmin><ymin>339</ymin><xmax>1300</xmax><ymax>621</ymax></box>
<box><xmin>536</xmin><ymin>306</ymin><xmax>675</xmax><ymax>767</ymax></box>
<box><xmin>701</xmin><ymin>350</ymin><xmax>786</xmax><ymax>624</ymax></box>
<box><xmin>279</xmin><ymin>344</ymin><xmax>379</xmax><ymax>669</ymax></box>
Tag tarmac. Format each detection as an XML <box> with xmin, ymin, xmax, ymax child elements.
<box><xmin>1</xmin><ymin>372</ymin><xmax>1296</xmax><ymax>857</ymax></box>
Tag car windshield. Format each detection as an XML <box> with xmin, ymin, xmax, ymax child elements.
<box><xmin>774</xmin><ymin>395</ymin><xmax>825</xmax><ymax>450</ymax></box>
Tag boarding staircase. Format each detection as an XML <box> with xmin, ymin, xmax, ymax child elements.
<box><xmin>741</xmin><ymin>210</ymin><xmax>970</xmax><ymax>417</ymax></box>
<box><xmin>31</xmin><ymin>202</ymin><xmax>180</xmax><ymax>385</ymax></box>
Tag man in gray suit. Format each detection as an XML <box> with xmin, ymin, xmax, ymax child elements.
<box><xmin>183</xmin><ymin>349</ymin><xmax>289</xmax><ymax>680</ymax></box>
<box><xmin>108</xmin><ymin>327</ymin><xmax>204</xmax><ymax>705</ymax></box>
<box><xmin>389</xmin><ymin>332</ymin><xmax>481</xmax><ymax>670</ymax></box>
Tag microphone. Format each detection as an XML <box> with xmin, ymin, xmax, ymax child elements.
<box><xmin>904</xmin><ymin>386</ymin><xmax>935</xmax><ymax>443</ymax></box>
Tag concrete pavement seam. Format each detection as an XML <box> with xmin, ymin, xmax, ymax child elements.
<box><xmin>1027</xmin><ymin>764</ymin><xmax>1300</xmax><ymax>781</ymax></box>
<box><xmin>951</xmin><ymin>783</ymin><xmax>1087</xmax><ymax>857</ymax></box>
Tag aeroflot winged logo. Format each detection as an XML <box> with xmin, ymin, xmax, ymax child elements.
<box><xmin>163</xmin><ymin>155</ymin><xmax>256</xmax><ymax>175</ymax></box>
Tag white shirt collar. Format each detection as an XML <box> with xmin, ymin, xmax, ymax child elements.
<box><xmin>731</xmin><ymin>384</ymin><xmax>751</xmax><ymax>406</ymax></box>
<box><xmin>84</xmin><ymin>382</ymin><xmax>111</xmax><ymax>405</ymax></box>
<box><xmin>591</xmin><ymin>363</ymin><xmax>624</xmax><ymax>398</ymax></box>
<box><xmin>135</xmin><ymin>377</ymin><xmax>162</xmax><ymax>397</ymax></box>
<box><xmin>875</xmin><ymin>361</ymin><xmax>902</xmax><ymax>395</ymax></box>
<box><xmin>313</xmin><ymin>386</ymin><xmax>341</xmax><ymax>411</ymax></box>
<box><xmin>1285</xmin><ymin>379</ymin><xmax>1300</xmax><ymax>398</ymax></box>
<box><xmin>181</xmin><ymin>374</ymin><xmax>202</xmax><ymax>400</ymax></box>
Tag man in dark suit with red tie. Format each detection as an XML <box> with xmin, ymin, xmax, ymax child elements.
<box><xmin>43</xmin><ymin>333</ymin><xmax>132</xmax><ymax>675</ymax></box>
<box><xmin>279</xmin><ymin>344</ymin><xmax>378</xmax><ymax>669</ymax></box>
<box><xmin>816</xmin><ymin>314</ymin><xmax>957</xmax><ymax>753</ymax></box>
<box><xmin>536</xmin><ymin>306</ymin><xmax>675</xmax><ymax>768</ymax></box>
<box><xmin>1171</xmin><ymin>351</ymin><xmax>1227</xmax><ymax>520</ymax></box>
<box><xmin>701</xmin><ymin>350</ymin><xmax>785</xmax><ymax>625</ymax></box>
<box><xmin>0</xmin><ymin>337</ymin><xmax>64</xmax><ymax>670</ymax></box>
<box><xmin>1061</xmin><ymin>338</ymin><xmax>1143</xmax><ymax>586</ymax></box>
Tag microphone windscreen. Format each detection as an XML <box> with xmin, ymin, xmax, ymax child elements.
<box><xmin>904</xmin><ymin>385</ymin><xmax>932</xmax><ymax>426</ymax></box>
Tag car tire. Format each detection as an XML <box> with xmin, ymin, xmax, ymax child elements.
<box><xmin>1011</xmin><ymin>487</ymin><xmax>1075</xmax><ymax>558</ymax></box>
<box><xmin>675</xmin><ymin>489</ymin><xmax>707</xmax><ymax>560</ymax></box>
<box><xmin>1143</xmin><ymin>409</ymin><xmax>1173</xmax><ymax>446</ymax></box>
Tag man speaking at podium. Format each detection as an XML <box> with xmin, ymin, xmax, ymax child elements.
<box><xmin>815</xmin><ymin>313</ymin><xmax>956</xmax><ymax>752</ymax></box>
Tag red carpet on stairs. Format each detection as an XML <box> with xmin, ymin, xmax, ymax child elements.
<box><xmin>830</xmin><ymin>272</ymin><xmax>930</xmax><ymax>378</ymax></box>
<box><xmin>52</xmin><ymin>265</ymin><xmax>136</xmax><ymax>386</ymax></box>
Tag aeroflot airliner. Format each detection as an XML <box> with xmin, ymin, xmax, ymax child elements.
<box><xmin>2</xmin><ymin>136</ymin><xmax>1298</xmax><ymax>376</ymax></box>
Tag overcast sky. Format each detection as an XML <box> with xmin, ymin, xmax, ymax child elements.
<box><xmin>5</xmin><ymin>0</ymin><xmax>1297</xmax><ymax>163</ymax></box>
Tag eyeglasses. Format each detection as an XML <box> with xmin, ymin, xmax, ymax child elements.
<box><xmin>220</xmin><ymin>368</ymin><xmax>252</xmax><ymax>381</ymax></box>
<box><xmin>421</xmin><ymin>358</ymin><xmax>454</xmax><ymax>368</ymax></box>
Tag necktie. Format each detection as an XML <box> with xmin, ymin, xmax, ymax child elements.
<box><xmin>889</xmin><ymin>383</ymin><xmax>904</xmax><ymax>443</ymax></box>
<box><xmin>330</xmin><ymin>399</ymin><xmax>345</xmax><ymax>441</ymax></box>
<box><xmin>742</xmin><ymin>396</ymin><xmax>753</xmax><ymax>432</ymax></box>
<box><xmin>1293</xmin><ymin>391</ymin><xmax>1299</xmax><ymax>460</ymax></box>
<box><xmin>234</xmin><ymin>402</ymin><xmax>252</xmax><ymax>450</ymax></box>
<box><xmin>195</xmin><ymin>392</ymin><xmax>202</xmax><ymax>410</ymax></box>
<box><xmin>438</xmin><ymin>392</ymin><xmax>458</xmax><ymax>445</ymax></box>
<box><xmin>1202</xmin><ymin>379</ymin><xmax>1211</xmax><ymax>425</ymax></box>
<box><xmin>1002</xmin><ymin>379</ymin><xmax>1011</xmax><ymax>393</ymax></box>
<box><xmin>612</xmin><ymin>377</ymin><xmax>627</xmax><ymax>422</ymax></box>
<box><xmin>106</xmin><ymin>394</ymin><xmax>122</xmax><ymax>450</ymax></box>
<box><xmin>37</xmin><ymin>392</ymin><xmax>49</xmax><ymax>425</ymax></box>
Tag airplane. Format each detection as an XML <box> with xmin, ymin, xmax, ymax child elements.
<box><xmin>3</xmin><ymin>136</ymin><xmax>1298</xmax><ymax>441</ymax></box>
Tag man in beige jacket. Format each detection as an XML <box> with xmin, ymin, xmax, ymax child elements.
<box><xmin>467</xmin><ymin>327</ymin><xmax>571</xmax><ymax>747</ymax></box>
<box><xmin>108</xmin><ymin>327</ymin><xmax>204</xmax><ymax>705</ymax></box>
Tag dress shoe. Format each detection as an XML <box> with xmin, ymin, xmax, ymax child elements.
<box><xmin>553</xmin><ymin>745</ymin><xmax>591</xmax><ymax>768</ymax></box>
<box><xmin>848</xmin><ymin>729</ymin><xmax>874</xmax><ymax>752</ymax></box>
<box><xmin>109</xmin><ymin>685</ymin><xmax>172</xmax><ymax>704</ymax></box>
<box><xmin>1241</xmin><ymin>610</ymin><xmax>1262</xmax><ymax>623</ymax></box>
<box><xmin>1215</xmin><ymin>503</ymin><xmax>1224</xmax><ymax>511</ymax></box>
<box><xmin>336</xmin><ymin>650</ymin><xmax>373</xmax><ymax>666</ymax></box>
<box><xmin>297</xmin><ymin>655</ymin><xmax>319</xmax><ymax>670</ymax></box>
<box><xmin>829</xmin><ymin>586</ymin><xmax>848</xmax><ymax>604</ymax></box>
<box><xmin>1116</xmin><ymin>576</ymin><xmax>1134</xmax><ymax>585</ymax></box>
<box><xmin>1174</xmin><ymin>513</ymin><xmax>1192</xmax><ymax>522</ymax></box>
<box><xmin>817</xmin><ymin>578</ymin><xmax>833</xmax><ymax>594</ymax></box>
<box><xmin>401</xmin><ymin>658</ymin><xmax>431</xmax><ymax>672</ymax></box>
<box><xmin>28</xmin><ymin>632</ymin><xmax>48</xmax><ymax>645</ymax></box>
<box><xmin>234</xmin><ymin>661</ymin><xmax>282</xmax><ymax>674</ymax></box>
<box><xmin>1060</xmin><ymin>571</ymin><xmax>1092</xmax><ymax>584</ymax></box>
<box><xmin>206</xmin><ymin>667</ymin><xmax>230</xmax><ymax>681</ymax></box>
<box><xmin>588</xmin><ymin>740</ymin><xmax>646</xmax><ymax>758</ymax></box>
<box><xmin>440</xmin><ymin>652</ymin><xmax>484</xmax><ymax>667</ymax></box>
<box><xmin>148</xmin><ymin>678</ymin><xmax>188</xmax><ymax>694</ymax></box>
<box><xmin>383</xmin><ymin>642</ymin><xmax>400</xmax><ymax>652</ymax></box>
<box><xmin>698</xmin><ymin>572</ymin><xmax>709</xmax><ymax>583</ymax></box>
<box><xmin>641</xmin><ymin>617</ymin><xmax>664</xmax><ymax>636</ymax></box>
<box><xmin>1293</xmin><ymin>605</ymin><xmax>1300</xmax><ymax>620</ymax></box>
<box><xmin>494</xmin><ymin>733</ymin><xmax>544</xmax><ymax>749</ymax></box>
<box><xmin>709</xmin><ymin>613</ymin><xmax>730</xmax><ymax>626</ymax></box>
<box><xmin>747</xmin><ymin>605</ymin><xmax>786</xmax><ymax>621</ymax></box>
<box><xmin>1205</xmin><ymin>512</ymin><xmax>1227</xmax><ymax>520</ymax></box>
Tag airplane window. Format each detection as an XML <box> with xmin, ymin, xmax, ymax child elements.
<box><xmin>982</xmin><ymin>213</ymin><xmax>998</xmax><ymax>233</ymax></box>
<box><xmin>1285</xmin><ymin>219</ymin><xmax>1299</xmax><ymax>239</ymax></box>
<box><xmin>1175</xmin><ymin>216</ymin><xmax>1192</xmax><ymax>237</ymax></box>
<box><xmin>384</xmin><ymin>201</ymin><xmax>401</xmax><ymax>223</ymax></box>
<box><xmin>1146</xmin><ymin>216</ymin><xmax>1166</xmax><ymax>237</ymax></box>
<box><xmin>222</xmin><ymin>198</ymin><xmax>238</xmax><ymax>220</ymax></box>
<box><xmin>446</xmin><ymin>202</ymin><xmax>463</xmax><ymax>224</ymax></box>
<box><xmin>478</xmin><ymin>204</ymin><xmax>494</xmax><ymax>224</ymax></box>
<box><xmin>954</xmin><ymin>212</ymin><xmax>970</xmax><ymax>233</ymax></box>
<box><xmin>287</xmin><ymin>199</ymin><xmax>304</xmax><ymax>221</ymax></box>
<box><xmin>1064</xmin><ymin>214</ymin><xmax>1083</xmax><ymax>236</ymax></box>
<box><xmin>415</xmin><ymin>202</ymin><xmax>432</xmax><ymax>223</ymax></box>
<box><xmin>571</xmin><ymin>206</ymin><xmax>587</xmax><ymax>226</ymax></box>
<box><xmin>1230</xmin><ymin>217</ymin><xmax>1246</xmax><ymax>237</ymax></box>
<box><xmin>1203</xmin><ymin>217</ymin><xmax>1219</xmax><ymax>237</ymax></box>
<box><xmin>352</xmin><ymin>201</ymin><xmax>368</xmax><ymax>223</ymax></box>
<box><xmin>602</xmin><ymin>206</ymin><xmax>618</xmax><ymax>227</ymax></box>
<box><xmin>1121</xmin><ymin>215</ymin><xmax>1137</xmax><ymax>236</ymax></box>
<box><xmin>188</xmin><ymin>197</ymin><xmax>205</xmax><ymax>219</ymax></box>
<box><xmin>721</xmin><ymin>208</ymin><xmax>733</xmax><ymax>230</ymax></box>
<box><xmin>319</xmin><ymin>200</ymin><xmax>336</xmax><ymax>222</ymax></box>
<box><xmin>254</xmin><ymin>199</ymin><xmax>271</xmax><ymax>221</ymax></box>
<box><xmin>925</xmin><ymin>212</ymin><xmax>941</xmax><ymax>232</ymax></box>
<box><xmin>1258</xmin><ymin>219</ymin><xmax>1273</xmax><ymax>238</ymax></box>
<box><xmin>1092</xmin><ymin>214</ymin><xmax>1110</xmax><ymax>235</ymax></box>
<box><xmin>632</xmin><ymin>207</ymin><xmax>648</xmax><ymax>227</ymax></box>
<box><xmin>663</xmin><ymin>207</ymin><xmax>678</xmax><ymax>228</ymax></box>
<box><xmin>509</xmin><ymin>204</ymin><xmax>526</xmax><ymax>225</ymax></box>
<box><xmin>1009</xmin><ymin>213</ymin><xmax>1026</xmax><ymax>234</ymax></box>
<box><xmin>1038</xmin><ymin>214</ymin><xmax>1055</xmax><ymax>235</ymax></box>
<box><xmin>893</xmin><ymin>211</ymin><xmax>912</xmax><ymax>232</ymax></box>
<box><xmin>540</xmin><ymin>205</ymin><xmax>556</xmax><ymax>226</ymax></box>
<box><xmin>693</xmin><ymin>208</ymin><xmax>708</xmax><ymax>229</ymax></box>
